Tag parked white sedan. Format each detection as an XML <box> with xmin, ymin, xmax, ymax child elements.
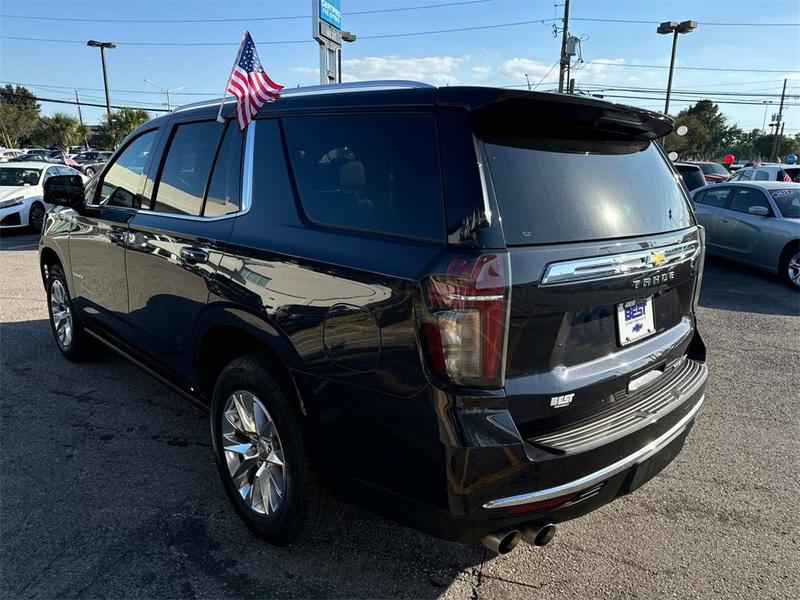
<box><xmin>0</xmin><ymin>162</ymin><xmax>83</xmax><ymax>232</ymax></box>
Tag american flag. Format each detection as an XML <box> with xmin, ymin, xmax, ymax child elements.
<box><xmin>225</xmin><ymin>31</ymin><xmax>283</xmax><ymax>130</ymax></box>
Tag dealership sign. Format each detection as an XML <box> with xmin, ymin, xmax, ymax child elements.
<box><xmin>320</xmin><ymin>0</ymin><xmax>342</xmax><ymax>29</ymax></box>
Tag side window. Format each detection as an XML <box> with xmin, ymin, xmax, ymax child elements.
<box><xmin>696</xmin><ymin>187</ymin><xmax>731</xmax><ymax>208</ymax></box>
<box><xmin>282</xmin><ymin>114</ymin><xmax>445</xmax><ymax>241</ymax></box>
<box><xmin>739</xmin><ymin>169</ymin><xmax>753</xmax><ymax>181</ymax></box>
<box><xmin>729</xmin><ymin>188</ymin><xmax>771</xmax><ymax>214</ymax></box>
<box><xmin>153</xmin><ymin>121</ymin><xmax>223</xmax><ymax>215</ymax></box>
<box><xmin>203</xmin><ymin>122</ymin><xmax>244</xmax><ymax>217</ymax></box>
<box><xmin>97</xmin><ymin>130</ymin><xmax>159</xmax><ymax>208</ymax></box>
<box><xmin>754</xmin><ymin>170</ymin><xmax>770</xmax><ymax>181</ymax></box>
<box><xmin>43</xmin><ymin>167</ymin><xmax>60</xmax><ymax>181</ymax></box>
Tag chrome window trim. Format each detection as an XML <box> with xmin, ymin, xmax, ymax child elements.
<box><xmin>540</xmin><ymin>240</ymin><xmax>700</xmax><ymax>286</ymax></box>
<box><xmin>87</xmin><ymin>120</ymin><xmax>255</xmax><ymax>223</ymax></box>
<box><xmin>174</xmin><ymin>80</ymin><xmax>434</xmax><ymax>113</ymax></box>
<box><xmin>483</xmin><ymin>395</ymin><xmax>704</xmax><ymax>509</ymax></box>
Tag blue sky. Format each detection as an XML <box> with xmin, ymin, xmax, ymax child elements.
<box><xmin>1</xmin><ymin>0</ymin><xmax>798</xmax><ymax>133</ymax></box>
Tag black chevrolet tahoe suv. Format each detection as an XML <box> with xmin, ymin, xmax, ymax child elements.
<box><xmin>40</xmin><ymin>81</ymin><xmax>708</xmax><ymax>554</ymax></box>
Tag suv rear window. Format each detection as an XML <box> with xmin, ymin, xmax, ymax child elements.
<box><xmin>282</xmin><ymin>114</ymin><xmax>444</xmax><ymax>241</ymax></box>
<box><xmin>484</xmin><ymin>138</ymin><xmax>694</xmax><ymax>244</ymax></box>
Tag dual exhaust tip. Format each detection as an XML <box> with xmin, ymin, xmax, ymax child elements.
<box><xmin>481</xmin><ymin>523</ymin><xmax>556</xmax><ymax>555</ymax></box>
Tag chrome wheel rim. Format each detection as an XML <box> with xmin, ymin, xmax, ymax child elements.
<box><xmin>222</xmin><ymin>391</ymin><xmax>287</xmax><ymax>515</ymax></box>
<box><xmin>49</xmin><ymin>279</ymin><xmax>73</xmax><ymax>349</ymax></box>
<box><xmin>789</xmin><ymin>252</ymin><xmax>800</xmax><ymax>286</ymax></box>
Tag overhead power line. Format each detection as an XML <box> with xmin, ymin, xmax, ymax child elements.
<box><xmin>0</xmin><ymin>1</ymin><xmax>496</xmax><ymax>23</ymax></box>
<box><xmin>584</xmin><ymin>61</ymin><xmax>799</xmax><ymax>74</ymax></box>
<box><xmin>3</xmin><ymin>92</ymin><xmax>169</xmax><ymax>113</ymax></box>
<box><xmin>0</xmin><ymin>19</ymin><xmax>553</xmax><ymax>45</ymax></box>
<box><xmin>1</xmin><ymin>6</ymin><xmax>796</xmax><ymax>27</ymax></box>
<box><xmin>571</xmin><ymin>17</ymin><xmax>800</xmax><ymax>27</ymax></box>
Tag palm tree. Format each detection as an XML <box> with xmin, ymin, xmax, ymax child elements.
<box><xmin>33</xmin><ymin>112</ymin><xmax>89</xmax><ymax>150</ymax></box>
<box><xmin>99</xmin><ymin>107</ymin><xmax>150</xmax><ymax>149</ymax></box>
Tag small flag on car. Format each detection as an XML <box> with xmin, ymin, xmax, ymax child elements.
<box><xmin>218</xmin><ymin>31</ymin><xmax>283</xmax><ymax>130</ymax></box>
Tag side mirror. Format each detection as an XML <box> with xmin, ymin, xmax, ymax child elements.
<box><xmin>44</xmin><ymin>175</ymin><xmax>85</xmax><ymax>208</ymax></box>
<box><xmin>747</xmin><ymin>206</ymin><xmax>770</xmax><ymax>217</ymax></box>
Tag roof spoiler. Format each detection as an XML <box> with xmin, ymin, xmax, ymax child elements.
<box><xmin>436</xmin><ymin>87</ymin><xmax>675</xmax><ymax>140</ymax></box>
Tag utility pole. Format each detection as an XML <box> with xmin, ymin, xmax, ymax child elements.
<box><xmin>770</xmin><ymin>78</ymin><xmax>787</xmax><ymax>161</ymax></box>
<box><xmin>75</xmin><ymin>90</ymin><xmax>88</xmax><ymax>148</ymax></box>
<box><xmin>558</xmin><ymin>0</ymin><xmax>571</xmax><ymax>93</ymax></box>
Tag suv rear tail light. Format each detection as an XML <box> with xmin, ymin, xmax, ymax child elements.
<box><xmin>418</xmin><ymin>254</ymin><xmax>511</xmax><ymax>388</ymax></box>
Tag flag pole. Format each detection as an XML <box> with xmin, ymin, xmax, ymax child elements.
<box><xmin>217</xmin><ymin>31</ymin><xmax>248</xmax><ymax>123</ymax></box>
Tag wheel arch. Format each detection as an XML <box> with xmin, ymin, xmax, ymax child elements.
<box><xmin>39</xmin><ymin>245</ymin><xmax>63</xmax><ymax>286</ymax></box>
<box><xmin>779</xmin><ymin>239</ymin><xmax>800</xmax><ymax>268</ymax></box>
<box><xmin>194</xmin><ymin>307</ymin><xmax>307</xmax><ymax>415</ymax></box>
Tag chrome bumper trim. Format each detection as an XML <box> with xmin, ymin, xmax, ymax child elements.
<box><xmin>483</xmin><ymin>394</ymin><xmax>704</xmax><ymax>509</ymax></box>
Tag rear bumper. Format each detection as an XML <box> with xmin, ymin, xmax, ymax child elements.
<box><xmin>483</xmin><ymin>394</ymin><xmax>703</xmax><ymax>510</ymax></box>
<box><xmin>321</xmin><ymin>358</ymin><xmax>706</xmax><ymax>544</ymax></box>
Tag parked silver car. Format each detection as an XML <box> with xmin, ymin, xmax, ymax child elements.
<box><xmin>692</xmin><ymin>181</ymin><xmax>800</xmax><ymax>289</ymax></box>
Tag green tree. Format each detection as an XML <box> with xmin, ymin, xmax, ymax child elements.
<box><xmin>664</xmin><ymin>100</ymin><xmax>741</xmax><ymax>160</ymax></box>
<box><xmin>98</xmin><ymin>107</ymin><xmax>150</xmax><ymax>149</ymax></box>
<box><xmin>33</xmin><ymin>112</ymin><xmax>89</xmax><ymax>150</ymax></box>
<box><xmin>0</xmin><ymin>84</ymin><xmax>41</xmax><ymax>148</ymax></box>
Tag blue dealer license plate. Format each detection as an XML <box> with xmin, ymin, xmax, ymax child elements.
<box><xmin>617</xmin><ymin>296</ymin><xmax>655</xmax><ymax>346</ymax></box>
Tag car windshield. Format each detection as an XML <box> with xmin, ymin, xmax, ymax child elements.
<box><xmin>770</xmin><ymin>189</ymin><xmax>800</xmax><ymax>218</ymax></box>
<box><xmin>698</xmin><ymin>163</ymin><xmax>728</xmax><ymax>176</ymax></box>
<box><xmin>0</xmin><ymin>167</ymin><xmax>42</xmax><ymax>186</ymax></box>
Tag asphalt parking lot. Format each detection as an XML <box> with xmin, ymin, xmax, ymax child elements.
<box><xmin>1</xmin><ymin>229</ymin><xmax>798</xmax><ymax>599</ymax></box>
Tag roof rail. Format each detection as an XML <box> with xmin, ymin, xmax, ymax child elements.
<box><xmin>174</xmin><ymin>80</ymin><xmax>433</xmax><ymax>113</ymax></box>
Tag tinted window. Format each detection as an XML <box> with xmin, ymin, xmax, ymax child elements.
<box><xmin>754</xmin><ymin>170</ymin><xmax>770</xmax><ymax>181</ymax></box>
<box><xmin>739</xmin><ymin>169</ymin><xmax>753</xmax><ymax>181</ymax></box>
<box><xmin>203</xmin><ymin>122</ymin><xmax>243</xmax><ymax>217</ymax></box>
<box><xmin>154</xmin><ymin>121</ymin><xmax>222</xmax><ymax>215</ymax></box>
<box><xmin>98</xmin><ymin>130</ymin><xmax>158</xmax><ymax>208</ymax></box>
<box><xmin>484</xmin><ymin>139</ymin><xmax>693</xmax><ymax>244</ymax></box>
<box><xmin>697</xmin><ymin>187</ymin><xmax>731</xmax><ymax>208</ymax></box>
<box><xmin>283</xmin><ymin>114</ymin><xmax>444</xmax><ymax>241</ymax></box>
<box><xmin>675</xmin><ymin>165</ymin><xmax>707</xmax><ymax>191</ymax></box>
<box><xmin>0</xmin><ymin>167</ymin><xmax>41</xmax><ymax>186</ymax></box>
<box><xmin>729</xmin><ymin>188</ymin><xmax>771</xmax><ymax>214</ymax></box>
<box><xmin>698</xmin><ymin>163</ymin><xmax>728</xmax><ymax>176</ymax></box>
<box><xmin>770</xmin><ymin>189</ymin><xmax>800</xmax><ymax>218</ymax></box>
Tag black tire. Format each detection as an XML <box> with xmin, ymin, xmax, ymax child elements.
<box><xmin>45</xmin><ymin>263</ymin><xmax>95</xmax><ymax>361</ymax></box>
<box><xmin>779</xmin><ymin>244</ymin><xmax>800</xmax><ymax>291</ymax></box>
<box><xmin>84</xmin><ymin>166</ymin><xmax>95</xmax><ymax>176</ymax></box>
<box><xmin>29</xmin><ymin>201</ymin><xmax>45</xmax><ymax>233</ymax></box>
<box><xmin>211</xmin><ymin>353</ymin><xmax>330</xmax><ymax>546</ymax></box>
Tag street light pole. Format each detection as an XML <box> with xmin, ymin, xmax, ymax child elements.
<box><xmin>86</xmin><ymin>40</ymin><xmax>116</xmax><ymax>120</ymax></box>
<box><xmin>657</xmin><ymin>21</ymin><xmax>697</xmax><ymax>115</ymax></box>
<box><xmin>664</xmin><ymin>29</ymin><xmax>679</xmax><ymax>115</ymax></box>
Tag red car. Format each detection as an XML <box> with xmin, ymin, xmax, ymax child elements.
<box><xmin>686</xmin><ymin>161</ymin><xmax>729</xmax><ymax>183</ymax></box>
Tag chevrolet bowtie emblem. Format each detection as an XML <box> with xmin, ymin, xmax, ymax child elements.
<box><xmin>650</xmin><ymin>251</ymin><xmax>666</xmax><ymax>267</ymax></box>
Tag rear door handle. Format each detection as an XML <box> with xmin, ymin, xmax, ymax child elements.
<box><xmin>720</xmin><ymin>218</ymin><xmax>730</xmax><ymax>223</ymax></box>
<box><xmin>180</xmin><ymin>247</ymin><xmax>209</xmax><ymax>265</ymax></box>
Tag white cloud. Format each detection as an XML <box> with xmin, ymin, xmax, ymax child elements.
<box><xmin>471</xmin><ymin>65</ymin><xmax>493</xmax><ymax>81</ymax></box>
<box><xmin>341</xmin><ymin>55</ymin><xmax>466</xmax><ymax>86</ymax></box>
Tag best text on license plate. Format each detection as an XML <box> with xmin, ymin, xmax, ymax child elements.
<box><xmin>617</xmin><ymin>296</ymin><xmax>655</xmax><ymax>346</ymax></box>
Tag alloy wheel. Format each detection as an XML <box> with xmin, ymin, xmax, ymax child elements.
<box><xmin>49</xmin><ymin>279</ymin><xmax>73</xmax><ymax>349</ymax></box>
<box><xmin>788</xmin><ymin>252</ymin><xmax>800</xmax><ymax>287</ymax></box>
<box><xmin>221</xmin><ymin>391</ymin><xmax>287</xmax><ymax>515</ymax></box>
